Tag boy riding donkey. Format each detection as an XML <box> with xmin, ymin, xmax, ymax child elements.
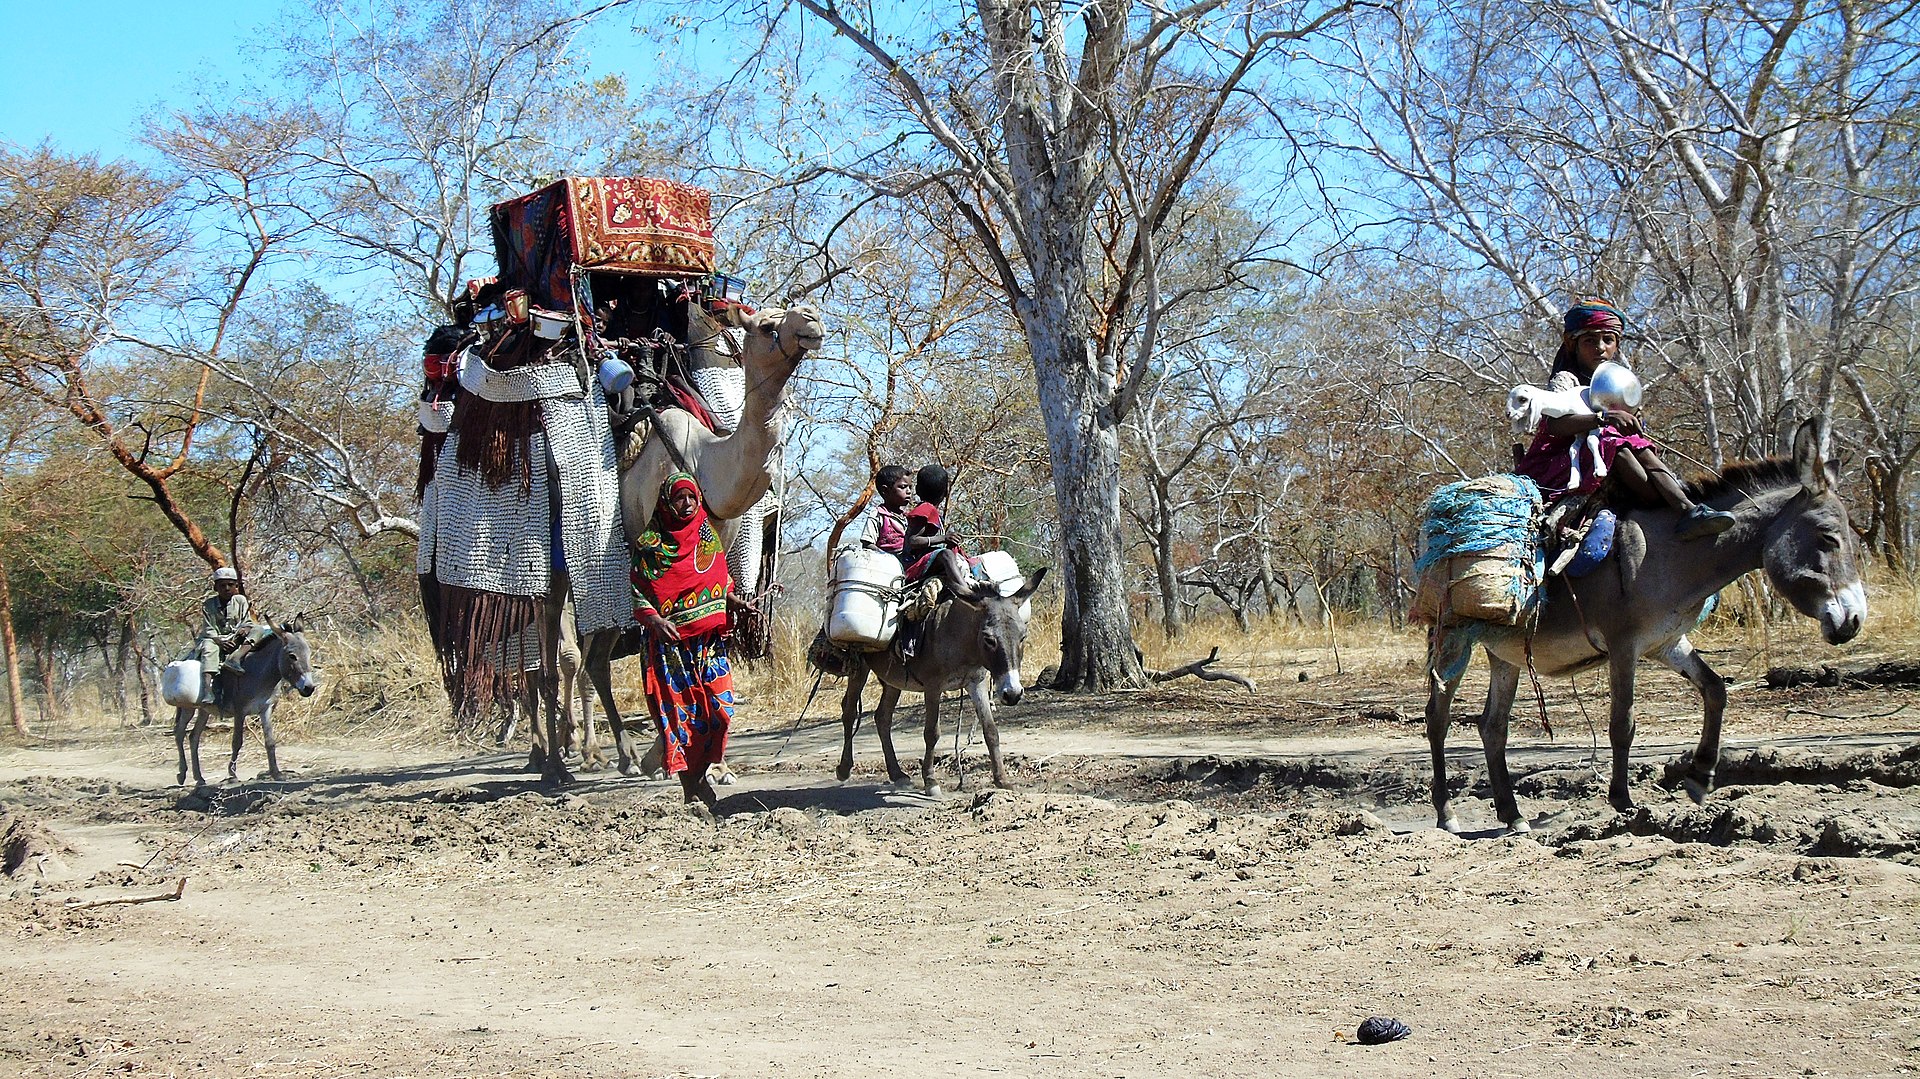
<box><xmin>191</xmin><ymin>567</ymin><xmax>274</xmax><ymax>706</ymax></box>
<box><xmin>858</xmin><ymin>463</ymin><xmax>981</xmax><ymax>657</ymax></box>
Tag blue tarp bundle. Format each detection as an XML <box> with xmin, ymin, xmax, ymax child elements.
<box><xmin>1413</xmin><ymin>474</ymin><xmax>1546</xmax><ymax>647</ymax></box>
<box><xmin>1415</xmin><ymin>474</ymin><xmax>1542</xmax><ymax>575</ymax></box>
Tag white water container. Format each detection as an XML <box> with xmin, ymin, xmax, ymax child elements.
<box><xmin>161</xmin><ymin>660</ymin><xmax>204</xmax><ymax>707</ymax></box>
<box><xmin>827</xmin><ymin>547</ymin><xmax>905</xmax><ymax>650</ymax></box>
<box><xmin>971</xmin><ymin>550</ymin><xmax>1032</xmax><ymax>619</ymax></box>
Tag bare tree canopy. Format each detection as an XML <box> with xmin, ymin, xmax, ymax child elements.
<box><xmin>623</xmin><ymin>0</ymin><xmax>1362</xmax><ymax>688</ymax></box>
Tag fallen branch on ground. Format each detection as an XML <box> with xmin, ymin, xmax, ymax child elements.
<box><xmin>1766</xmin><ymin>661</ymin><xmax>1920</xmax><ymax>690</ymax></box>
<box><xmin>63</xmin><ymin>877</ymin><xmax>187</xmax><ymax>910</ymax></box>
<box><xmin>1146</xmin><ymin>647</ymin><xmax>1256</xmax><ymax>694</ymax></box>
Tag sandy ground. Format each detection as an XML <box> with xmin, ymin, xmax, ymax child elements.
<box><xmin>3</xmin><ymin>635</ymin><xmax>1918</xmax><ymax>1078</ymax></box>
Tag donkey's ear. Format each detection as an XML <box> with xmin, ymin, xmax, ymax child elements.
<box><xmin>1793</xmin><ymin>418</ymin><xmax>1829</xmax><ymax>493</ymax></box>
<box><xmin>1012</xmin><ymin>567</ymin><xmax>1048</xmax><ymax>601</ymax></box>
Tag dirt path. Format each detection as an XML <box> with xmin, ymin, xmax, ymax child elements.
<box><xmin>4</xmin><ymin>655</ymin><xmax>1918</xmax><ymax>1077</ymax></box>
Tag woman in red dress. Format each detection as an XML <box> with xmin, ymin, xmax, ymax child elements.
<box><xmin>631</xmin><ymin>472</ymin><xmax>739</xmax><ymax>809</ymax></box>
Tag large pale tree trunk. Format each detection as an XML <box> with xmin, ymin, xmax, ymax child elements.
<box><xmin>1027</xmin><ymin>324</ymin><xmax>1144</xmax><ymax>688</ymax></box>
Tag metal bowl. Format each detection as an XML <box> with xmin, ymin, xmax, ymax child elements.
<box><xmin>1585</xmin><ymin>361</ymin><xmax>1643</xmax><ymax>410</ymax></box>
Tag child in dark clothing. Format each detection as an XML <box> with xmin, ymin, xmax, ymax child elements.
<box><xmin>902</xmin><ymin>464</ymin><xmax>979</xmax><ymax>599</ymax></box>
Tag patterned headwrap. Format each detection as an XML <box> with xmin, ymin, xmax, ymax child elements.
<box><xmin>631</xmin><ymin>471</ymin><xmax>731</xmax><ymax>637</ymax></box>
<box><xmin>1563</xmin><ymin>299</ymin><xmax>1626</xmax><ymax>336</ymax></box>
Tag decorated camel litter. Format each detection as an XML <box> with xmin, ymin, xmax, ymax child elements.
<box><xmin>414</xmin><ymin>176</ymin><xmax>820</xmax><ymax>783</ymax></box>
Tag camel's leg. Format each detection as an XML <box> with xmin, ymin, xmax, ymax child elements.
<box><xmin>557</xmin><ymin>618</ymin><xmax>584</xmax><ymax>765</ymax></box>
<box><xmin>173</xmin><ymin>706</ymin><xmax>192</xmax><ymax>786</ymax></box>
<box><xmin>227</xmin><ymin>708</ymin><xmax>246</xmax><ymax>783</ymax></box>
<box><xmin>584</xmin><ymin>633</ymin><xmax>634</xmax><ymax>775</ymax></box>
<box><xmin>522</xmin><ymin>683</ymin><xmax>547</xmax><ymax>774</ymax></box>
<box><xmin>537</xmin><ymin>586</ymin><xmax>573</xmax><ymax>786</ymax></box>
<box><xmin>257</xmin><ymin>702</ymin><xmax>284</xmax><ymax>781</ymax></box>
<box><xmin>920</xmin><ymin>690</ymin><xmax>945</xmax><ymax>796</ymax></box>
<box><xmin>835</xmin><ymin>660</ymin><xmax>870</xmax><ymax>782</ymax></box>
<box><xmin>967</xmin><ymin>673</ymin><xmax>1011</xmax><ymax>790</ymax></box>
<box><xmin>1658</xmin><ymin>635</ymin><xmax>1726</xmax><ymax>804</ymax></box>
<box><xmin>874</xmin><ymin>684</ymin><xmax>909</xmax><ymax>785</ymax></box>
<box><xmin>556</xmin><ymin>665</ymin><xmax>577</xmax><ymax>766</ymax></box>
<box><xmin>1606</xmin><ymin>649</ymin><xmax>1640</xmax><ymax>812</ymax></box>
<box><xmin>1425</xmin><ymin>633</ymin><xmax>1470</xmax><ymax>833</ymax></box>
<box><xmin>1481</xmin><ymin>655</ymin><xmax>1527</xmax><ymax>833</ymax></box>
<box><xmin>570</xmin><ymin>638</ymin><xmax>604</xmax><ymax>770</ymax></box>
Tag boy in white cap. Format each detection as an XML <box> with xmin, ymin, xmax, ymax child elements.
<box><xmin>192</xmin><ymin>568</ymin><xmax>262</xmax><ymax>704</ymax></box>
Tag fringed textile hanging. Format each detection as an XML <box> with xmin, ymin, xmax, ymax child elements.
<box><xmin>433</xmin><ymin>582</ymin><xmax>540</xmax><ymax>729</ymax></box>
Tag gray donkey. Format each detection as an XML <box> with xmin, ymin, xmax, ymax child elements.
<box><xmin>836</xmin><ymin>568</ymin><xmax>1048</xmax><ymax>793</ymax></box>
<box><xmin>174</xmin><ymin>618</ymin><xmax>319</xmax><ymax>788</ymax></box>
<box><xmin>1427</xmin><ymin>419</ymin><xmax>1867</xmax><ymax>834</ymax></box>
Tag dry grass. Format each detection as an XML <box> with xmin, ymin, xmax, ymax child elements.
<box><xmin>13</xmin><ymin>568</ymin><xmax>1917</xmax><ymax>747</ymax></box>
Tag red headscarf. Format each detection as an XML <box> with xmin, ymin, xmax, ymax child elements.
<box><xmin>631</xmin><ymin>472</ymin><xmax>731</xmax><ymax>637</ymax></box>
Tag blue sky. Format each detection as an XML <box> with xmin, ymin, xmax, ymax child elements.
<box><xmin>0</xmin><ymin>0</ymin><xmax>268</xmax><ymax>157</ymax></box>
<box><xmin>0</xmin><ymin>1</ymin><xmax>680</xmax><ymax>160</ymax></box>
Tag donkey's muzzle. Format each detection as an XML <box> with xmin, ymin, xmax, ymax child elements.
<box><xmin>996</xmin><ymin>670</ymin><xmax>1024</xmax><ymax>707</ymax></box>
<box><xmin>1821</xmin><ymin>582</ymin><xmax>1867</xmax><ymax>644</ymax></box>
<box><xmin>295</xmin><ymin>674</ymin><xmax>318</xmax><ymax>697</ymax></box>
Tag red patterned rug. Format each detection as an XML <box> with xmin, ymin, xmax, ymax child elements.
<box><xmin>568</xmin><ymin>177</ymin><xmax>714</xmax><ymax>276</ymax></box>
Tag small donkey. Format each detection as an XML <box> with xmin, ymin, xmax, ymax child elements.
<box><xmin>174</xmin><ymin>617</ymin><xmax>318</xmax><ymax>788</ymax></box>
<box><xmin>835</xmin><ymin>568</ymin><xmax>1047</xmax><ymax>794</ymax></box>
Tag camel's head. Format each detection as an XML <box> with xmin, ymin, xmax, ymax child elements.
<box><xmin>728</xmin><ymin>303</ymin><xmax>825</xmax><ymax>369</ymax></box>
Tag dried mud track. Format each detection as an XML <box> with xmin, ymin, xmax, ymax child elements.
<box><xmin>2</xmin><ymin>688</ymin><xmax>1918</xmax><ymax>1077</ymax></box>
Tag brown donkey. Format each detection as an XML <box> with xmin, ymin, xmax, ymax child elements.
<box><xmin>1427</xmin><ymin>419</ymin><xmax>1867</xmax><ymax>834</ymax></box>
<box><xmin>836</xmin><ymin>568</ymin><xmax>1048</xmax><ymax>794</ymax></box>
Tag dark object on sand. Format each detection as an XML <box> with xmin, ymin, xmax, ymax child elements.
<box><xmin>1356</xmin><ymin>1016</ymin><xmax>1411</xmax><ymax>1045</ymax></box>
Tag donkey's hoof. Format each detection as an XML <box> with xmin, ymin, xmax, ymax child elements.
<box><xmin>1504</xmin><ymin>819</ymin><xmax>1533</xmax><ymax>836</ymax></box>
<box><xmin>835</xmin><ymin>761</ymin><xmax>854</xmax><ymax>783</ymax></box>
<box><xmin>1682</xmin><ymin>775</ymin><xmax>1712</xmax><ymax>804</ymax></box>
<box><xmin>713</xmin><ymin>767</ymin><xmax>737</xmax><ymax>786</ymax></box>
<box><xmin>1608</xmin><ymin>793</ymin><xmax>1636</xmax><ymax>814</ymax></box>
<box><xmin>1438</xmin><ymin>813</ymin><xmax>1463</xmax><ymax>835</ymax></box>
<box><xmin>886</xmin><ymin>770</ymin><xmax>912</xmax><ymax>786</ymax></box>
<box><xmin>924</xmin><ymin>783</ymin><xmax>944</xmax><ymax>798</ymax></box>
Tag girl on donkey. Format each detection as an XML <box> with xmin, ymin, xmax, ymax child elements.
<box><xmin>1514</xmin><ymin>299</ymin><xmax>1735</xmax><ymax>541</ymax></box>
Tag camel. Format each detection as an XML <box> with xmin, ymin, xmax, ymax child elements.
<box><xmin>577</xmin><ymin>302</ymin><xmax>826</xmax><ymax>776</ymax></box>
